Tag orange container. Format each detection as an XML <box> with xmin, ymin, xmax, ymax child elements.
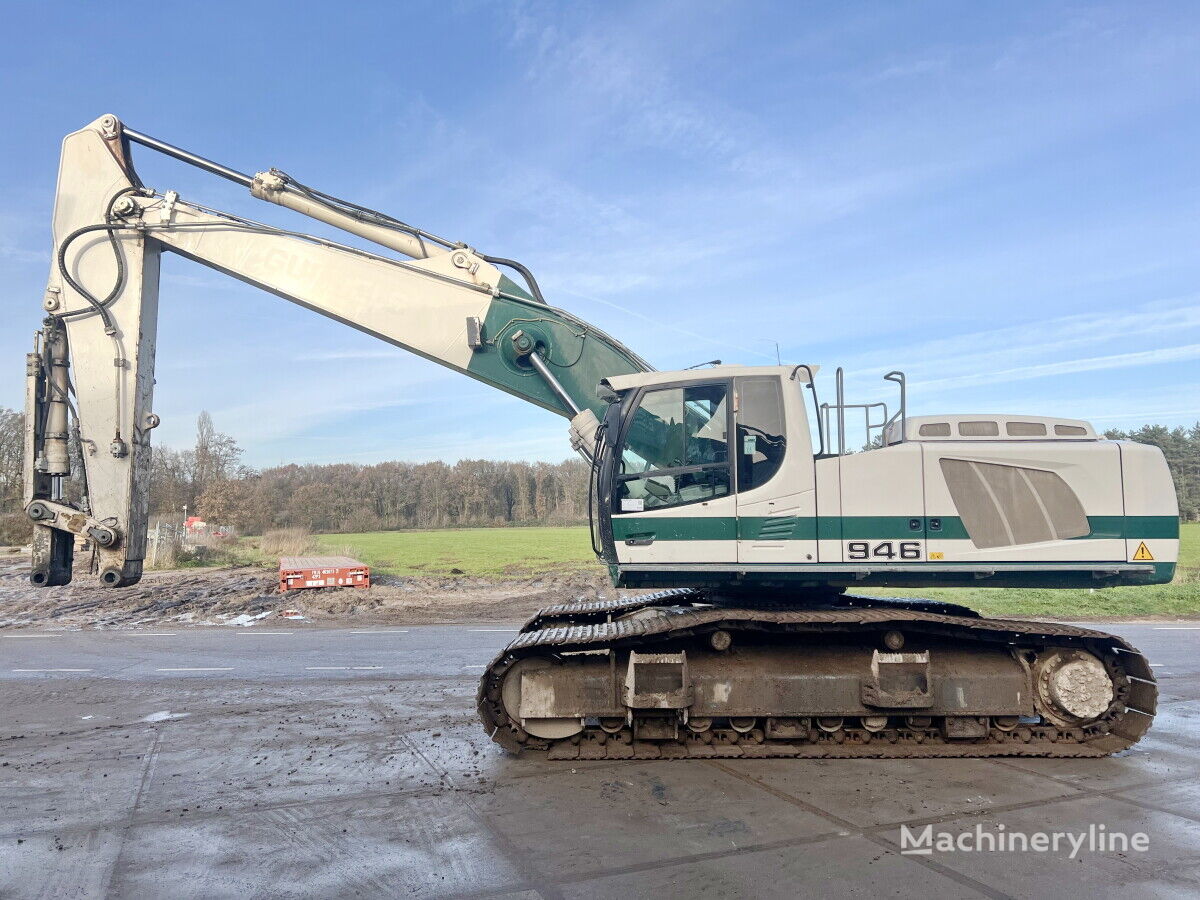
<box><xmin>279</xmin><ymin>556</ymin><xmax>370</xmax><ymax>592</ymax></box>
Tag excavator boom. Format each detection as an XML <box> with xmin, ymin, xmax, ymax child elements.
<box><xmin>25</xmin><ymin>114</ymin><xmax>648</xmax><ymax>586</ymax></box>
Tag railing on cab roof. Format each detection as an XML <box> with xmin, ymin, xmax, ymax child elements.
<box><xmin>819</xmin><ymin>368</ymin><xmax>907</xmax><ymax>455</ymax></box>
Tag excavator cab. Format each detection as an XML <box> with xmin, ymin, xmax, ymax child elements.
<box><xmin>592</xmin><ymin>366</ymin><xmax>820</xmax><ymax>589</ymax></box>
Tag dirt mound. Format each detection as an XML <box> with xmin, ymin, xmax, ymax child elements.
<box><xmin>0</xmin><ymin>553</ymin><xmax>618</xmax><ymax>628</ymax></box>
<box><xmin>295</xmin><ymin>571</ymin><xmax>618</xmax><ymax>624</ymax></box>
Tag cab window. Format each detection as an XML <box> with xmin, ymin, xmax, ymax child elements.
<box><xmin>736</xmin><ymin>377</ymin><xmax>786</xmax><ymax>491</ymax></box>
<box><xmin>615</xmin><ymin>383</ymin><xmax>730</xmax><ymax>511</ymax></box>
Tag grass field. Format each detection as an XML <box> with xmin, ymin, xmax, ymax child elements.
<box><xmin>314</xmin><ymin>523</ymin><xmax>1199</xmax><ymax>618</ymax></box>
<box><xmin>1179</xmin><ymin>522</ymin><xmax>1200</xmax><ymax>569</ymax></box>
<box><xmin>314</xmin><ymin>526</ymin><xmax>596</xmax><ymax>577</ymax></box>
<box><xmin>878</xmin><ymin>522</ymin><xmax>1199</xmax><ymax>618</ymax></box>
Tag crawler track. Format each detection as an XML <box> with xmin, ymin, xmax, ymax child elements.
<box><xmin>520</xmin><ymin>589</ymin><xmax>983</xmax><ymax>632</ymax></box>
<box><xmin>478</xmin><ymin>594</ymin><xmax>1157</xmax><ymax>760</ymax></box>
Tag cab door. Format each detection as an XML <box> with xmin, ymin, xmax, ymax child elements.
<box><xmin>735</xmin><ymin>375</ymin><xmax>819</xmax><ymax>565</ymax></box>
<box><xmin>609</xmin><ymin>381</ymin><xmax>737</xmax><ymax>566</ymax></box>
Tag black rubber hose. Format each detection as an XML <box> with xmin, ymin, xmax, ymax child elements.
<box><xmin>481</xmin><ymin>254</ymin><xmax>547</xmax><ymax>305</ymax></box>
<box><xmin>54</xmin><ymin>187</ymin><xmax>142</xmax><ymax>330</ymax></box>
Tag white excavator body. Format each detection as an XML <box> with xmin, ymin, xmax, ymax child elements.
<box><xmin>22</xmin><ymin>115</ymin><xmax>1178</xmax><ymax>758</ymax></box>
<box><xmin>592</xmin><ymin>368</ymin><xmax>1177</xmax><ymax>591</ymax></box>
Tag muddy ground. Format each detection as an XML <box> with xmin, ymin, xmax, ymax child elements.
<box><xmin>0</xmin><ymin>551</ymin><xmax>618</xmax><ymax>629</ymax></box>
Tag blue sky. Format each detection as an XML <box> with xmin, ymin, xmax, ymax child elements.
<box><xmin>2</xmin><ymin>1</ymin><xmax>1198</xmax><ymax>466</ymax></box>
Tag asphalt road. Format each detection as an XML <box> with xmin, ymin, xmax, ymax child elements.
<box><xmin>1</xmin><ymin>622</ymin><xmax>1198</xmax><ymax>899</ymax></box>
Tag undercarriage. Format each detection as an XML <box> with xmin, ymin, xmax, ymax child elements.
<box><xmin>477</xmin><ymin>591</ymin><xmax>1157</xmax><ymax>759</ymax></box>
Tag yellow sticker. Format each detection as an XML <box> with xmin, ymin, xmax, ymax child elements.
<box><xmin>1132</xmin><ymin>542</ymin><xmax>1155</xmax><ymax>561</ymax></box>
<box><xmin>930</xmin><ymin>551</ymin><xmax>945</xmax><ymax>561</ymax></box>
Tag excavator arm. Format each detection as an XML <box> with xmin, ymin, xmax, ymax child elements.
<box><xmin>25</xmin><ymin>114</ymin><xmax>650</xmax><ymax>587</ymax></box>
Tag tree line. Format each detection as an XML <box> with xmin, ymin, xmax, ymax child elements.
<box><xmin>1102</xmin><ymin>423</ymin><xmax>1200</xmax><ymax>524</ymax></box>
<box><xmin>153</xmin><ymin>412</ymin><xmax>590</xmax><ymax>533</ymax></box>
<box><xmin>193</xmin><ymin>457</ymin><xmax>592</xmax><ymax>534</ymax></box>
<box><xmin>0</xmin><ymin>408</ymin><xmax>1196</xmax><ymax>544</ymax></box>
<box><xmin>0</xmin><ymin>407</ymin><xmax>592</xmax><ymax>540</ymax></box>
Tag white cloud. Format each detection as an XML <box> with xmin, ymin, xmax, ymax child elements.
<box><xmin>0</xmin><ymin>211</ymin><xmax>44</xmax><ymax>264</ymax></box>
<box><xmin>912</xmin><ymin>343</ymin><xmax>1200</xmax><ymax>393</ymax></box>
<box><xmin>837</xmin><ymin>297</ymin><xmax>1200</xmax><ymax>387</ymax></box>
<box><xmin>292</xmin><ymin>349</ymin><xmax>398</xmax><ymax>362</ymax></box>
<box><xmin>0</xmin><ymin>244</ymin><xmax>42</xmax><ymax>263</ymax></box>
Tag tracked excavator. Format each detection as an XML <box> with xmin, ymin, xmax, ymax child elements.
<box><xmin>24</xmin><ymin>116</ymin><xmax>1178</xmax><ymax>759</ymax></box>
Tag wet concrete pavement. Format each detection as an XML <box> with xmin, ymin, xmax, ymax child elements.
<box><xmin>1</xmin><ymin>623</ymin><xmax>1198</xmax><ymax>898</ymax></box>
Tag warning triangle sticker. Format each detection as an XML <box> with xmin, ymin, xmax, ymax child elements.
<box><xmin>1132</xmin><ymin>542</ymin><xmax>1155</xmax><ymax>561</ymax></box>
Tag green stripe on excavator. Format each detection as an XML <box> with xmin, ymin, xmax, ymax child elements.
<box><xmin>463</xmin><ymin>277</ymin><xmax>649</xmax><ymax>419</ymax></box>
<box><xmin>612</xmin><ymin>517</ymin><xmax>737</xmax><ymax>541</ymax></box>
<box><xmin>610</xmin><ymin>515</ymin><xmax>1179</xmax><ymax>542</ymax></box>
<box><xmin>1085</xmin><ymin>516</ymin><xmax>1180</xmax><ymax>539</ymax></box>
<box><xmin>613</xmin><ymin>561</ymin><xmax>1177</xmax><ymax>589</ymax></box>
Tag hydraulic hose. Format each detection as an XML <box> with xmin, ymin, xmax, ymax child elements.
<box><xmin>54</xmin><ymin>187</ymin><xmax>143</xmax><ymax>331</ymax></box>
<box><xmin>481</xmin><ymin>254</ymin><xmax>547</xmax><ymax>305</ymax></box>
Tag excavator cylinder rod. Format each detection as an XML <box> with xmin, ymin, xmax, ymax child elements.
<box><xmin>123</xmin><ymin>125</ymin><xmax>255</xmax><ymax>188</ymax></box>
<box><xmin>526</xmin><ymin>347</ymin><xmax>582</xmax><ymax>417</ymax></box>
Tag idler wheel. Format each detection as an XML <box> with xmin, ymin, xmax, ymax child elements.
<box><xmin>500</xmin><ymin>657</ymin><xmax>584</xmax><ymax>740</ymax></box>
<box><xmin>1033</xmin><ymin>649</ymin><xmax>1115</xmax><ymax>726</ymax></box>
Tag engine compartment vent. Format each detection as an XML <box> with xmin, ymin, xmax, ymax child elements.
<box><xmin>899</xmin><ymin>415</ymin><xmax>1096</xmax><ymax>443</ymax></box>
<box><xmin>939</xmin><ymin>458</ymin><xmax>1091</xmax><ymax>548</ymax></box>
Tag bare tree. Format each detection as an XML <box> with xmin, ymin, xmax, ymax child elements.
<box><xmin>192</xmin><ymin>411</ymin><xmax>244</xmax><ymax>502</ymax></box>
<box><xmin>0</xmin><ymin>408</ymin><xmax>24</xmax><ymax>513</ymax></box>
<box><xmin>0</xmin><ymin>408</ymin><xmax>30</xmax><ymax>545</ymax></box>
